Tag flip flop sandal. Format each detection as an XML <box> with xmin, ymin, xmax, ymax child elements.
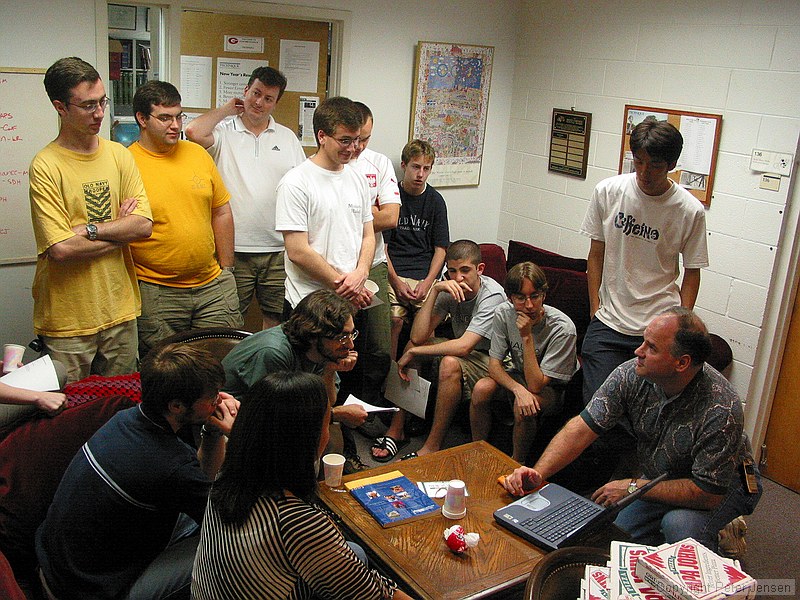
<box><xmin>370</xmin><ymin>436</ymin><xmax>409</xmax><ymax>463</ymax></box>
<box><xmin>400</xmin><ymin>452</ymin><xmax>419</xmax><ymax>461</ymax></box>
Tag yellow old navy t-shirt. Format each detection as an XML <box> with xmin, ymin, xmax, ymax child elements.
<box><xmin>29</xmin><ymin>138</ymin><xmax>152</xmax><ymax>337</ymax></box>
<box><xmin>128</xmin><ymin>140</ymin><xmax>230</xmax><ymax>287</ymax></box>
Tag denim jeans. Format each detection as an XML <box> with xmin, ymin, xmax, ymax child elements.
<box><xmin>614</xmin><ymin>468</ymin><xmax>762</xmax><ymax>552</ymax></box>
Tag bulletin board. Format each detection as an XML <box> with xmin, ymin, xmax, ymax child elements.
<box><xmin>619</xmin><ymin>105</ymin><xmax>722</xmax><ymax>207</ymax></box>
<box><xmin>180</xmin><ymin>10</ymin><xmax>330</xmax><ymax>153</ymax></box>
<box><xmin>0</xmin><ymin>68</ymin><xmax>55</xmax><ymax>265</ymax></box>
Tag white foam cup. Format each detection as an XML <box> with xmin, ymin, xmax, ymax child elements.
<box><xmin>442</xmin><ymin>479</ymin><xmax>467</xmax><ymax>519</ymax></box>
<box><xmin>322</xmin><ymin>453</ymin><xmax>346</xmax><ymax>488</ymax></box>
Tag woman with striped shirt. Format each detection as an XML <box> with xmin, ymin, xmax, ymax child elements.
<box><xmin>191</xmin><ymin>371</ymin><xmax>411</xmax><ymax>599</ymax></box>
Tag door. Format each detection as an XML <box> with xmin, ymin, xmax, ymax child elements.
<box><xmin>762</xmin><ymin>286</ymin><xmax>800</xmax><ymax>492</ymax></box>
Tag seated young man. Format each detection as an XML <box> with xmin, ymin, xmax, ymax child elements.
<box><xmin>372</xmin><ymin>240</ymin><xmax>505</xmax><ymax>461</ymax></box>
<box><xmin>35</xmin><ymin>343</ymin><xmax>238</xmax><ymax>600</ymax></box>
<box><xmin>384</xmin><ymin>139</ymin><xmax>450</xmax><ymax>362</ymax></box>
<box><xmin>470</xmin><ymin>262</ymin><xmax>578</xmax><ymax>462</ymax></box>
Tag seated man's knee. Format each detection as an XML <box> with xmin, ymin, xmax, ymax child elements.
<box><xmin>438</xmin><ymin>355</ymin><xmax>463</xmax><ymax>381</ymax></box>
<box><xmin>471</xmin><ymin>377</ymin><xmax>496</xmax><ymax>404</ymax></box>
<box><xmin>661</xmin><ymin>508</ymin><xmax>715</xmax><ymax>547</ymax></box>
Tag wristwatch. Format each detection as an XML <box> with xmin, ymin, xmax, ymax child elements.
<box><xmin>86</xmin><ymin>223</ymin><xmax>98</xmax><ymax>241</ymax></box>
<box><xmin>627</xmin><ymin>478</ymin><xmax>639</xmax><ymax>495</ymax></box>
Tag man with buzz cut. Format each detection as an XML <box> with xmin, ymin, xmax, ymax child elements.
<box><xmin>372</xmin><ymin>240</ymin><xmax>505</xmax><ymax>462</ymax></box>
<box><xmin>29</xmin><ymin>57</ymin><xmax>153</xmax><ymax>383</ymax></box>
<box><xmin>128</xmin><ymin>80</ymin><xmax>242</xmax><ymax>355</ymax></box>
<box><xmin>185</xmin><ymin>66</ymin><xmax>306</xmax><ymax>330</ymax></box>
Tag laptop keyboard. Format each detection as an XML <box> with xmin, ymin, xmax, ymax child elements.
<box><xmin>520</xmin><ymin>497</ymin><xmax>600</xmax><ymax>542</ymax></box>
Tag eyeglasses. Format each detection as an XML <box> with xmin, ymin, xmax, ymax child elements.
<box><xmin>67</xmin><ymin>96</ymin><xmax>110</xmax><ymax>113</ymax></box>
<box><xmin>327</xmin><ymin>329</ymin><xmax>359</xmax><ymax>344</ymax></box>
<box><xmin>148</xmin><ymin>112</ymin><xmax>187</xmax><ymax>124</ymax></box>
<box><xmin>510</xmin><ymin>292</ymin><xmax>545</xmax><ymax>304</ymax></box>
<box><xmin>330</xmin><ymin>135</ymin><xmax>361</xmax><ymax>148</ymax></box>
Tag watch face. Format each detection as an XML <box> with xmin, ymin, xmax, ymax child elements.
<box><xmin>86</xmin><ymin>223</ymin><xmax>98</xmax><ymax>240</ymax></box>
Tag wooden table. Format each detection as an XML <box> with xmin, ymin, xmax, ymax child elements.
<box><xmin>317</xmin><ymin>441</ymin><xmax>545</xmax><ymax>599</ymax></box>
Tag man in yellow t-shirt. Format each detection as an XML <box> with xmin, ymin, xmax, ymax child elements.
<box><xmin>29</xmin><ymin>57</ymin><xmax>153</xmax><ymax>383</ymax></box>
<box><xmin>128</xmin><ymin>81</ymin><xmax>242</xmax><ymax>355</ymax></box>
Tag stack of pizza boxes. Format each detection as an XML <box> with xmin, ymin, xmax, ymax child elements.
<box><xmin>578</xmin><ymin>540</ymin><xmax>755</xmax><ymax>600</ymax></box>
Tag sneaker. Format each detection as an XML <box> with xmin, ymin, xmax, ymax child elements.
<box><xmin>343</xmin><ymin>453</ymin><xmax>369</xmax><ymax>475</ymax></box>
<box><xmin>718</xmin><ymin>516</ymin><xmax>747</xmax><ymax>559</ymax></box>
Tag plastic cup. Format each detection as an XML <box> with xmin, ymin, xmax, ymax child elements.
<box><xmin>322</xmin><ymin>453</ymin><xmax>346</xmax><ymax>492</ymax></box>
<box><xmin>2</xmin><ymin>344</ymin><xmax>25</xmax><ymax>373</ymax></box>
<box><xmin>364</xmin><ymin>279</ymin><xmax>379</xmax><ymax>294</ymax></box>
<box><xmin>442</xmin><ymin>479</ymin><xmax>467</xmax><ymax>519</ymax></box>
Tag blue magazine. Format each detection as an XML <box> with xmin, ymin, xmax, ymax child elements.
<box><xmin>345</xmin><ymin>470</ymin><xmax>441</xmax><ymax>528</ymax></box>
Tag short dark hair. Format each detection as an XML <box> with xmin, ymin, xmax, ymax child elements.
<box><xmin>133</xmin><ymin>80</ymin><xmax>181</xmax><ymax>127</ymax></box>
<box><xmin>210</xmin><ymin>371</ymin><xmax>328</xmax><ymax>525</ymax></box>
<box><xmin>247</xmin><ymin>66</ymin><xmax>288</xmax><ymax>100</ymax></box>
<box><xmin>282</xmin><ymin>289</ymin><xmax>357</xmax><ymax>353</ymax></box>
<box><xmin>446</xmin><ymin>239</ymin><xmax>482</xmax><ymax>266</ymax></box>
<box><xmin>662</xmin><ymin>307</ymin><xmax>712</xmax><ymax>366</ymax></box>
<box><xmin>504</xmin><ymin>261</ymin><xmax>548</xmax><ymax>296</ymax></box>
<box><xmin>354</xmin><ymin>101</ymin><xmax>373</xmax><ymax>126</ymax></box>
<box><xmin>140</xmin><ymin>343</ymin><xmax>225</xmax><ymax>415</ymax></box>
<box><xmin>44</xmin><ymin>57</ymin><xmax>100</xmax><ymax>105</ymax></box>
<box><xmin>402</xmin><ymin>139</ymin><xmax>436</xmax><ymax>165</ymax></box>
<box><xmin>629</xmin><ymin>120</ymin><xmax>683</xmax><ymax>165</ymax></box>
<box><xmin>312</xmin><ymin>96</ymin><xmax>362</xmax><ymax>146</ymax></box>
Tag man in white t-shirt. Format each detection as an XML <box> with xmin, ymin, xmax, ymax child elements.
<box><xmin>340</xmin><ymin>102</ymin><xmax>400</xmax><ymax>409</ymax></box>
<box><xmin>579</xmin><ymin>119</ymin><xmax>708</xmax><ymax>408</ymax></box>
<box><xmin>275</xmin><ymin>96</ymin><xmax>373</xmax><ymax>471</ymax></box>
<box><xmin>186</xmin><ymin>66</ymin><xmax>306</xmax><ymax>329</ymax></box>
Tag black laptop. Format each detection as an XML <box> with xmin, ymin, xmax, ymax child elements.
<box><xmin>493</xmin><ymin>473</ymin><xmax>667</xmax><ymax>551</ymax></box>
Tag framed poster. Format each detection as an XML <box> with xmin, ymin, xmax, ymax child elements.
<box><xmin>410</xmin><ymin>41</ymin><xmax>494</xmax><ymax>187</ymax></box>
<box><xmin>108</xmin><ymin>4</ymin><xmax>137</xmax><ymax>31</ymax></box>
<box><xmin>548</xmin><ymin>108</ymin><xmax>591</xmax><ymax>179</ymax></box>
<box><xmin>620</xmin><ymin>105</ymin><xmax>722</xmax><ymax>206</ymax></box>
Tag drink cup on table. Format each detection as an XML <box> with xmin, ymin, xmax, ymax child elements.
<box><xmin>322</xmin><ymin>453</ymin><xmax>347</xmax><ymax>492</ymax></box>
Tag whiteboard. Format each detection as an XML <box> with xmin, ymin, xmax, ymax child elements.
<box><xmin>0</xmin><ymin>68</ymin><xmax>58</xmax><ymax>264</ymax></box>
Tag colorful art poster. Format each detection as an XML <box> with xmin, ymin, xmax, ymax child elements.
<box><xmin>411</xmin><ymin>42</ymin><xmax>494</xmax><ymax>187</ymax></box>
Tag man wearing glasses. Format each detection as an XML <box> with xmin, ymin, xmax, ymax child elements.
<box><xmin>127</xmin><ymin>81</ymin><xmax>242</xmax><ymax>356</ymax></box>
<box><xmin>275</xmin><ymin>96</ymin><xmax>374</xmax><ymax>471</ymax></box>
<box><xmin>276</xmin><ymin>96</ymin><xmax>375</xmax><ymax>314</ymax></box>
<box><xmin>221</xmin><ymin>289</ymin><xmax>368</xmax><ymax>437</ymax></box>
<box><xmin>469</xmin><ymin>261</ymin><xmax>578</xmax><ymax>462</ymax></box>
<box><xmin>29</xmin><ymin>57</ymin><xmax>153</xmax><ymax>383</ymax></box>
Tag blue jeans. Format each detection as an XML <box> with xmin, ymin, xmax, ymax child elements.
<box><xmin>126</xmin><ymin>514</ymin><xmax>199</xmax><ymax>600</ymax></box>
<box><xmin>614</xmin><ymin>469</ymin><xmax>762</xmax><ymax>552</ymax></box>
<box><xmin>581</xmin><ymin>318</ymin><xmax>642</xmax><ymax>405</ymax></box>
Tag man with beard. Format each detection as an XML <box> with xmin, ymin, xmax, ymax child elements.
<box><xmin>222</xmin><ymin>289</ymin><xmax>367</xmax><ymax>431</ymax></box>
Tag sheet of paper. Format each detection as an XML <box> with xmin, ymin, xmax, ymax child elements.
<box><xmin>180</xmin><ymin>55</ymin><xmax>212</xmax><ymax>108</ymax></box>
<box><xmin>343</xmin><ymin>394</ymin><xmax>399</xmax><ymax>413</ymax></box>
<box><xmin>0</xmin><ymin>355</ymin><xmax>61</xmax><ymax>391</ymax></box>
<box><xmin>298</xmin><ymin>96</ymin><xmax>318</xmax><ymax>145</ymax></box>
<box><xmin>280</xmin><ymin>39</ymin><xmax>320</xmax><ymax>93</ymax></box>
<box><xmin>384</xmin><ymin>362</ymin><xmax>431</xmax><ymax>419</ymax></box>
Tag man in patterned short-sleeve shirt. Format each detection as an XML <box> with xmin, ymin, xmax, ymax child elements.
<box><xmin>501</xmin><ymin>307</ymin><xmax>761</xmax><ymax>552</ymax></box>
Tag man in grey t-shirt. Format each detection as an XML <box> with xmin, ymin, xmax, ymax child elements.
<box><xmin>471</xmin><ymin>262</ymin><xmax>578</xmax><ymax>461</ymax></box>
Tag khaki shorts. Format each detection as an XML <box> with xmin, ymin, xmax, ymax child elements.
<box><xmin>454</xmin><ymin>349</ymin><xmax>491</xmax><ymax>404</ymax></box>
<box><xmin>388</xmin><ymin>276</ymin><xmax>434</xmax><ymax>322</ymax></box>
<box><xmin>233</xmin><ymin>252</ymin><xmax>286</xmax><ymax>316</ymax></box>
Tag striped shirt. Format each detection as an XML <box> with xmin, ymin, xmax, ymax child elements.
<box><xmin>192</xmin><ymin>492</ymin><xmax>397</xmax><ymax>599</ymax></box>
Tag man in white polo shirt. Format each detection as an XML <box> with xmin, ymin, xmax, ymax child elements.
<box><xmin>186</xmin><ymin>66</ymin><xmax>306</xmax><ymax>330</ymax></box>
